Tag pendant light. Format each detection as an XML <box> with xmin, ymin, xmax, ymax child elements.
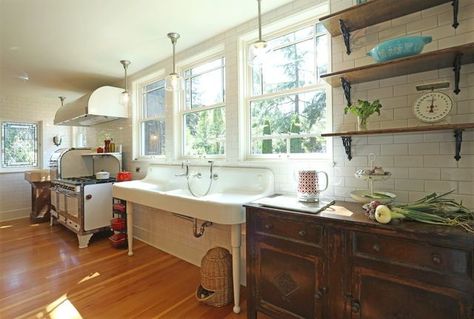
<box><xmin>248</xmin><ymin>0</ymin><xmax>271</xmax><ymax>67</ymax></box>
<box><xmin>165</xmin><ymin>32</ymin><xmax>183</xmax><ymax>91</ymax></box>
<box><xmin>120</xmin><ymin>60</ymin><xmax>131</xmax><ymax>105</ymax></box>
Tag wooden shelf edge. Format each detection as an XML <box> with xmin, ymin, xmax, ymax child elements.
<box><xmin>320</xmin><ymin>43</ymin><xmax>474</xmax><ymax>87</ymax></box>
<box><xmin>319</xmin><ymin>0</ymin><xmax>451</xmax><ymax>36</ymax></box>
<box><xmin>321</xmin><ymin>123</ymin><xmax>474</xmax><ymax>137</ymax></box>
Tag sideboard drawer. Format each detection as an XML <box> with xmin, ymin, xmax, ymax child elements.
<box><xmin>254</xmin><ymin>211</ymin><xmax>323</xmax><ymax>246</ymax></box>
<box><xmin>353</xmin><ymin>232</ymin><xmax>472</xmax><ymax>278</ymax></box>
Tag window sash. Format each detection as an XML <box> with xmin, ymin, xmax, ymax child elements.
<box><xmin>184</xmin><ymin>57</ymin><xmax>225</xmax><ymax>110</ymax></box>
<box><xmin>251</xmin><ymin>24</ymin><xmax>328</xmax><ymax>97</ymax></box>
<box><xmin>246</xmin><ymin>22</ymin><xmax>330</xmax><ymax>159</ymax></box>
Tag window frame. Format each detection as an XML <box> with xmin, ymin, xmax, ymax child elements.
<box><xmin>179</xmin><ymin>54</ymin><xmax>226</xmax><ymax>159</ymax></box>
<box><xmin>243</xmin><ymin>20</ymin><xmax>332</xmax><ymax>160</ymax></box>
<box><xmin>0</xmin><ymin>120</ymin><xmax>41</xmax><ymax>172</ymax></box>
<box><xmin>134</xmin><ymin>74</ymin><xmax>167</xmax><ymax>160</ymax></box>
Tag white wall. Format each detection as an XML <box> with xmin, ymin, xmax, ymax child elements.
<box><xmin>0</xmin><ymin>94</ymin><xmax>72</xmax><ymax>221</ymax></box>
<box><xmin>80</xmin><ymin>0</ymin><xmax>474</xmax><ymax>272</ymax></box>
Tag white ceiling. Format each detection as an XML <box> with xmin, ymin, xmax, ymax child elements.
<box><xmin>0</xmin><ymin>0</ymin><xmax>293</xmax><ymax>100</ymax></box>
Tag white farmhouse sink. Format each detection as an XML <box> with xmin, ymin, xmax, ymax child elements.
<box><xmin>112</xmin><ymin>164</ymin><xmax>274</xmax><ymax>224</ymax></box>
<box><xmin>112</xmin><ymin>163</ymin><xmax>274</xmax><ymax>314</ymax></box>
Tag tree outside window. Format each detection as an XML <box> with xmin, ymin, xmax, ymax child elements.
<box><xmin>248</xmin><ymin>24</ymin><xmax>329</xmax><ymax>157</ymax></box>
<box><xmin>183</xmin><ymin>57</ymin><xmax>225</xmax><ymax>156</ymax></box>
<box><xmin>1</xmin><ymin>121</ymin><xmax>39</xmax><ymax>168</ymax></box>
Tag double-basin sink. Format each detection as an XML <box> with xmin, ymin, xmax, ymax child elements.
<box><xmin>112</xmin><ymin>164</ymin><xmax>275</xmax><ymax>224</ymax></box>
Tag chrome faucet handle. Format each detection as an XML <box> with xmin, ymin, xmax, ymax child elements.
<box><xmin>207</xmin><ymin>160</ymin><xmax>218</xmax><ymax>179</ymax></box>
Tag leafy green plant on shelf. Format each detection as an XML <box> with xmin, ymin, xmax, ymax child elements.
<box><xmin>344</xmin><ymin>99</ymin><xmax>382</xmax><ymax>130</ymax></box>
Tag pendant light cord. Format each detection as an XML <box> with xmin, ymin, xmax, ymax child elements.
<box><xmin>172</xmin><ymin>39</ymin><xmax>176</xmax><ymax>74</ymax></box>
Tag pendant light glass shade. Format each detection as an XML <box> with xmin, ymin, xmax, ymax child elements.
<box><xmin>248</xmin><ymin>0</ymin><xmax>270</xmax><ymax>67</ymax></box>
<box><xmin>165</xmin><ymin>32</ymin><xmax>183</xmax><ymax>91</ymax></box>
<box><xmin>120</xmin><ymin>60</ymin><xmax>131</xmax><ymax>105</ymax></box>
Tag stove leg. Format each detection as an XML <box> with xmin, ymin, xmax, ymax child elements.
<box><xmin>77</xmin><ymin>233</ymin><xmax>93</xmax><ymax>248</ymax></box>
<box><xmin>231</xmin><ymin>224</ymin><xmax>241</xmax><ymax>314</ymax></box>
<box><xmin>127</xmin><ymin>202</ymin><xmax>134</xmax><ymax>256</ymax></box>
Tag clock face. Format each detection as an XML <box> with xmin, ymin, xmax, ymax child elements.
<box><xmin>413</xmin><ymin>92</ymin><xmax>453</xmax><ymax>123</ymax></box>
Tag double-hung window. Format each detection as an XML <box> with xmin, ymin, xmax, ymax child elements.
<box><xmin>247</xmin><ymin>23</ymin><xmax>329</xmax><ymax>158</ymax></box>
<box><xmin>139</xmin><ymin>79</ymin><xmax>166</xmax><ymax>157</ymax></box>
<box><xmin>182</xmin><ymin>57</ymin><xmax>226</xmax><ymax>157</ymax></box>
<box><xmin>1</xmin><ymin>121</ymin><xmax>39</xmax><ymax>168</ymax></box>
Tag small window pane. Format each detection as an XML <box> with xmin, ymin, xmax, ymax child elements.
<box><xmin>141</xmin><ymin>120</ymin><xmax>165</xmax><ymax>156</ymax></box>
<box><xmin>184</xmin><ymin>107</ymin><xmax>225</xmax><ymax>156</ymax></box>
<box><xmin>190</xmin><ymin>68</ymin><xmax>224</xmax><ymax>108</ymax></box>
<box><xmin>144</xmin><ymin>88</ymin><xmax>165</xmax><ymax>118</ymax></box>
<box><xmin>253</xmin><ymin>38</ymin><xmax>315</xmax><ymax>95</ymax></box>
<box><xmin>144</xmin><ymin>81</ymin><xmax>165</xmax><ymax>118</ymax></box>
<box><xmin>2</xmin><ymin>122</ymin><xmax>38</xmax><ymax>167</ymax></box>
<box><xmin>250</xmin><ymin>90</ymin><xmax>327</xmax><ymax>154</ymax></box>
<box><xmin>251</xmin><ymin>25</ymin><xmax>329</xmax><ymax>97</ymax></box>
<box><xmin>185</xmin><ymin>58</ymin><xmax>225</xmax><ymax>109</ymax></box>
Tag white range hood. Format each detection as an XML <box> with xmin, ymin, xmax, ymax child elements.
<box><xmin>54</xmin><ymin>86</ymin><xmax>128</xmax><ymax>126</ymax></box>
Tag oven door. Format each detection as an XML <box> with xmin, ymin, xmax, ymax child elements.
<box><xmin>83</xmin><ymin>183</ymin><xmax>112</xmax><ymax>231</ymax></box>
<box><xmin>65</xmin><ymin>193</ymin><xmax>80</xmax><ymax>219</ymax></box>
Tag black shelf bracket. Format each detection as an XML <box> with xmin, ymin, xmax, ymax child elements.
<box><xmin>454</xmin><ymin>129</ymin><xmax>463</xmax><ymax>161</ymax></box>
<box><xmin>341</xmin><ymin>77</ymin><xmax>352</xmax><ymax>106</ymax></box>
<box><xmin>453</xmin><ymin>53</ymin><xmax>462</xmax><ymax>94</ymax></box>
<box><xmin>341</xmin><ymin>136</ymin><xmax>352</xmax><ymax>160</ymax></box>
<box><xmin>339</xmin><ymin>19</ymin><xmax>351</xmax><ymax>55</ymax></box>
<box><xmin>452</xmin><ymin>0</ymin><xmax>459</xmax><ymax>28</ymax></box>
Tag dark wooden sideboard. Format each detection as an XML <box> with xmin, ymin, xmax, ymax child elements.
<box><xmin>245</xmin><ymin>201</ymin><xmax>474</xmax><ymax>319</ymax></box>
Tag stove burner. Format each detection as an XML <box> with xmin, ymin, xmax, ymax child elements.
<box><xmin>53</xmin><ymin>176</ymin><xmax>116</xmax><ymax>186</ymax></box>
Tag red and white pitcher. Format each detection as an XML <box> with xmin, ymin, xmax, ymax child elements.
<box><xmin>295</xmin><ymin>170</ymin><xmax>328</xmax><ymax>202</ymax></box>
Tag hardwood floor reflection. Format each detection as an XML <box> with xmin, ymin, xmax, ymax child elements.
<box><xmin>0</xmin><ymin>218</ymin><xmax>254</xmax><ymax>319</ymax></box>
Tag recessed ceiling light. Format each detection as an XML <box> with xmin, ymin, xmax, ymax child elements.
<box><xmin>9</xmin><ymin>46</ymin><xmax>20</xmax><ymax>51</ymax></box>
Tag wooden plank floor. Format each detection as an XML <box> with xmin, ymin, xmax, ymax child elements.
<box><xmin>0</xmin><ymin>218</ymin><xmax>258</xmax><ymax>319</ymax></box>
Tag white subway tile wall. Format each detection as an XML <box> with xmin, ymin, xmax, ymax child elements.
<box><xmin>0</xmin><ymin>95</ymin><xmax>72</xmax><ymax>221</ymax></box>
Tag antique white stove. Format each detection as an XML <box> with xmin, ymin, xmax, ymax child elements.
<box><xmin>49</xmin><ymin>148</ymin><xmax>121</xmax><ymax>248</ymax></box>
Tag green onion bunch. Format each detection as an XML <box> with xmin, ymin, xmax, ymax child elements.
<box><xmin>366</xmin><ymin>190</ymin><xmax>474</xmax><ymax>233</ymax></box>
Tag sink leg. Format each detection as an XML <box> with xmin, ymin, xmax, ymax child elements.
<box><xmin>127</xmin><ymin>202</ymin><xmax>134</xmax><ymax>256</ymax></box>
<box><xmin>231</xmin><ymin>224</ymin><xmax>241</xmax><ymax>314</ymax></box>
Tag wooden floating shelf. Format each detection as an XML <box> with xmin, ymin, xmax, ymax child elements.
<box><xmin>321</xmin><ymin>43</ymin><xmax>474</xmax><ymax>105</ymax></box>
<box><xmin>322</xmin><ymin>123</ymin><xmax>474</xmax><ymax>161</ymax></box>
<box><xmin>319</xmin><ymin>0</ymin><xmax>453</xmax><ymax>37</ymax></box>
<box><xmin>321</xmin><ymin>43</ymin><xmax>474</xmax><ymax>87</ymax></box>
<box><xmin>319</xmin><ymin>0</ymin><xmax>459</xmax><ymax>54</ymax></box>
<box><xmin>321</xmin><ymin>123</ymin><xmax>474</xmax><ymax>137</ymax></box>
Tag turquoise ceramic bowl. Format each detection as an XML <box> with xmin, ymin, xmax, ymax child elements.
<box><xmin>367</xmin><ymin>36</ymin><xmax>432</xmax><ymax>63</ymax></box>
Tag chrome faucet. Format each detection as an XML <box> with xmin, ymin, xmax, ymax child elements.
<box><xmin>175</xmin><ymin>160</ymin><xmax>189</xmax><ymax>177</ymax></box>
<box><xmin>208</xmin><ymin>160</ymin><xmax>218</xmax><ymax>180</ymax></box>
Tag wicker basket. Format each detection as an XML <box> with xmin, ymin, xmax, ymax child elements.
<box><xmin>195</xmin><ymin>247</ymin><xmax>233</xmax><ymax>307</ymax></box>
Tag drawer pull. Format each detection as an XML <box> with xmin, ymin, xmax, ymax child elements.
<box><xmin>372</xmin><ymin>243</ymin><xmax>381</xmax><ymax>252</ymax></box>
<box><xmin>298</xmin><ymin>230</ymin><xmax>306</xmax><ymax>237</ymax></box>
<box><xmin>315</xmin><ymin>287</ymin><xmax>327</xmax><ymax>300</ymax></box>
<box><xmin>351</xmin><ymin>300</ymin><xmax>360</xmax><ymax>313</ymax></box>
<box><xmin>431</xmin><ymin>253</ymin><xmax>442</xmax><ymax>265</ymax></box>
<box><xmin>264</xmin><ymin>224</ymin><xmax>273</xmax><ymax>230</ymax></box>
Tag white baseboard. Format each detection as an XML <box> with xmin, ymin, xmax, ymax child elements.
<box><xmin>0</xmin><ymin>208</ymin><xmax>30</xmax><ymax>222</ymax></box>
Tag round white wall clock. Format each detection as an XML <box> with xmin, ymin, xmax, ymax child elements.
<box><xmin>413</xmin><ymin>91</ymin><xmax>453</xmax><ymax>123</ymax></box>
